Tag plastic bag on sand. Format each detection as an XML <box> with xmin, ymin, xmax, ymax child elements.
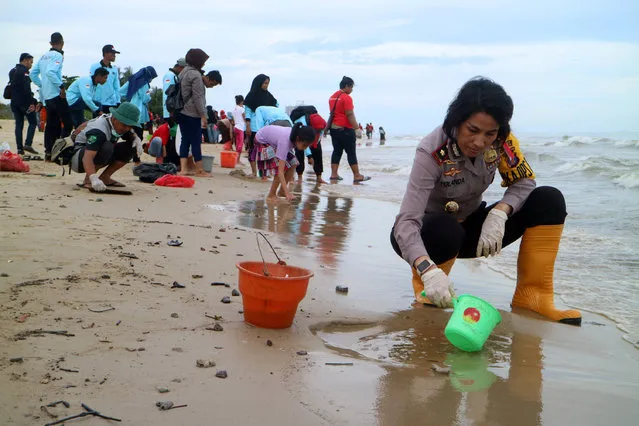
<box><xmin>133</xmin><ymin>163</ymin><xmax>178</xmax><ymax>183</ymax></box>
<box><xmin>0</xmin><ymin>142</ymin><xmax>11</xmax><ymax>154</ymax></box>
<box><xmin>154</xmin><ymin>174</ymin><xmax>195</xmax><ymax>188</ymax></box>
<box><xmin>0</xmin><ymin>151</ymin><xmax>30</xmax><ymax>173</ymax></box>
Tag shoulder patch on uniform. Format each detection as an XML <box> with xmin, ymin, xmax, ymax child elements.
<box><xmin>432</xmin><ymin>143</ymin><xmax>449</xmax><ymax>165</ymax></box>
<box><xmin>87</xmin><ymin>135</ymin><xmax>98</xmax><ymax>144</ymax></box>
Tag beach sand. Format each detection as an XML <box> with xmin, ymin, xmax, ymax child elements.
<box><xmin>1</xmin><ymin>119</ymin><xmax>638</xmax><ymax>425</ymax></box>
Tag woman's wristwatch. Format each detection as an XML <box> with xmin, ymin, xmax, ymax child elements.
<box><xmin>416</xmin><ymin>258</ymin><xmax>434</xmax><ymax>275</ymax></box>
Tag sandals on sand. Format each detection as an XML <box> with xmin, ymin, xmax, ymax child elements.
<box><xmin>77</xmin><ymin>181</ymin><xmax>126</xmax><ymax>188</ymax></box>
<box><xmin>22</xmin><ymin>155</ymin><xmax>43</xmax><ymax>161</ymax></box>
<box><xmin>354</xmin><ymin>176</ymin><xmax>371</xmax><ymax>183</ymax></box>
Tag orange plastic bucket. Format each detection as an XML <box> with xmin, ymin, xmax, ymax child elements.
<box><xmin>237</xmin><ymin>262</ymin><xmax>312</xmax><ymax>328</ymax></box>
<box><xmin>39</xmin><ymin>107</ymin><xmax>47</xmax><ymax>132</ymax></box>
<box><xmin>220</xmin><ymin>151</ymin><xmax>237</xmax><ymax>168</ymax></box>
<box><xmin>235</xmin><ymin>233</ymin><xmax>314</xmax><ymax>328</ymax></box>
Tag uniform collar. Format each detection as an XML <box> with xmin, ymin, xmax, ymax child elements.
<box><xmin>100</xmin><ymin>60</ymin><xmax>112</xmax><ymax>68</ymax></box>
<box><xmin>50</xmin><ymin>47</ymin><xmax>64</xmax><ymax>55</ymax></box>
<box><xmin>447</xmin><ymin>139</ymin><xmax>464</xmax><ymax>161</ymax></box>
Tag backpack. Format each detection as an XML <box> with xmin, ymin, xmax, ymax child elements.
<box><xmin>51</xmin><ymin>138</ymin><xmax>75</xmax><ymax>166</ymax></box>
<box><xmin>3</xmin><ymin>67</ymin><xmax>14</xmax><ymax>100</ymax></box>
<box><xmin>289</xmin><ymin>105</ymin><xmax>318</xmax><ymax>125</ymax></box>
<box><xmin>165</xmin><ymin>76</ymin><xmax>191</xmax><ymax>115</ymax></box>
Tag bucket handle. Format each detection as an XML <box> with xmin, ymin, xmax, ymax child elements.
<box><xmin>256</xmin><ymin>232</ymin><xmax>286</xmax><ymax>276</ymax></box>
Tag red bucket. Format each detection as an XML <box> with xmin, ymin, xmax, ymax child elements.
<box><xmin>235</xmin><ymin>233</ymin><xmax>313</xmax><ymax>328</ymax></box>
<box><xmin>237</xmin><ymin>262</ymin><xmax>312</xmax><ymax>328</ymax></box>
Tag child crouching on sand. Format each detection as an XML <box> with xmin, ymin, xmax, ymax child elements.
<box><xmin>255</xmin><ymin>123</ymin><xmax>316</xmax><ymax>202</ymax></box>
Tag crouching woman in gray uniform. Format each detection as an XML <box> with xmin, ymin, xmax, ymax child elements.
<box><xmin>70</xmin><ymin>102</ymin><xmax>142</xmax><ymax>192</ymax></box>
<box><xmin>391</xmin><ymin>77</ymin><xmax>581</xmax><ymax>325</ymax></box>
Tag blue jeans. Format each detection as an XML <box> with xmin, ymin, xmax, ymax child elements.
<box><xmin>177</xmin><ymin>114</ymin><xmax>202</xmax><ymax>161</ymax></box>
<box><xmin>11</xmin><ymin>104</ymin><xmax>37</xmax><ymax>152</ymax></box>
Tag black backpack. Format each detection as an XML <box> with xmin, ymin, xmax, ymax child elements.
<box><xmin>3</xmin><ymin>67</ymin><xmax>14</xmax><ymax>100</ymax></box>
<box><xmin>165</xmin><ymin>76</ymin><xmax>191</xmax><ymax>115</ymax></box>
<box><xmin>289</xmin><ymin>105</ymin><xmax>318</xmax><ymax>125</ymax></box>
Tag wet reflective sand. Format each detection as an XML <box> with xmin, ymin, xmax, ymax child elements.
<box><xmin>228</xmin><ymin>178</ymin><xmax>639</xmax><ymax>425</ymax></box>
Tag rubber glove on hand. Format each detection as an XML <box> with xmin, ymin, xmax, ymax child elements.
<box><xmin>89</xmin><ymin>174</ymin><xmax>107</xmax><ymax>192</ymax></box>
<box><xmin>355</xmin><ymin>128</ymin><xmax>363</xmax><ymax>139</ymax></box>
<box><xmin>476</xmin><ymin>208</ymin><xmax>508</xmax><ymax>257</ymax></box>
<box><xmin>421</xmin><ymin>267</ymin><xmax>455</xmax><ymax>308</ymax></box>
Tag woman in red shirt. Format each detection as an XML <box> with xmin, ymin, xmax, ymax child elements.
<box><xmin>327</xmin><ymin>76</ymin><xmax>370</xmax><ymax>183</ymax></box>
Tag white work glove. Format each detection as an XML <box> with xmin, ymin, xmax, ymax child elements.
<box><xmin>421</xmin><ymin>267</ymin><xmax>455</xmax><ymax>308</ymax></box>
<box><xmin>355</xmin><ymin>128</ymin><xmax>363</xmax><ymax>139</ymax></box>
<box><xmin>89</xmin><ymin>174</ymin><xmax>107</xmax><ymax>192</ymax></box>
<box><xmin>132</xmin><ymin>136</ymin><xmax>144</xmax><ymax>159</ymax></box>
<box><xmin>476</xmin><ymin>208</ymin><xmax>508</xmax><ymax>257</ymax></box>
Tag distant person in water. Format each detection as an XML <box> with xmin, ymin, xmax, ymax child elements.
<box><xmin>379</xmin><ymin>126</ymin><xmax>386</xmax><ymax>145</ymax></box>
<box><xmin>391</xmin><ymin>76</ymin><xmax>581</xmax><ymax>326</ymax></box>
<box><xmin>327</xmin><ymin>76</ymin><xmax>370</xmax><ymax>183</ymax></box>
<box><xmin>254</xmin><ymin>123</ymin><xmax>316</xmax><ymax>202</ymax></box>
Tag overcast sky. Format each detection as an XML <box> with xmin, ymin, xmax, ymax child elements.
<box><xmin>1</xmin><ymin>0</ymin><xmax>637</xmax><ymax>135</ymax></box>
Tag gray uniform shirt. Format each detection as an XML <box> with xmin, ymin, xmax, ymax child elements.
<box><xmin>74</xmin><ymin>115</ymin><xmax>117</xmax><ymax>148</ymax></box>
<box><xmin>393</xmin><ymin>126</ymin><xmax>536</xmax><ymax>266</ymax></box>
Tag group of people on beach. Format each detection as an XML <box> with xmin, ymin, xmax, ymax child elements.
<box><xmin>7</xmin><ymin>32</ymin><xmax>373</xmax><ymax>199</ymax></box>
<box><xmin>6</xmin><ymin>32</ymin><xmax>580</xmax><ymax>326</ymax></box>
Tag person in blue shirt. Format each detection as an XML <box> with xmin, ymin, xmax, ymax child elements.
<box><xmin>162</xmin><ymin>58</ymin><xmax>186</xmax><ymax>124</ymax></box>
<box><xmin>66</xmin><ymin>68</ymin><xmax>109</xmax><ymax>129</ymax></box>
<box><xmin>119</xmin><ymin>66</ymin><xmax>157</xmax><ymax>141</ymax></box>
<box><xmin>90</xmin><ymin>44</ymin><xmax>121</xmax><ymax>114</ymax></box>
<box><xmin>253</xmin><ymin>106</ymin><xmax>291</xmax><ymax>129</ymax></box>
<box><xmin>31</xmin><ymin>32</ymin><xmax>73</xmax><ymax>159</ymax></box>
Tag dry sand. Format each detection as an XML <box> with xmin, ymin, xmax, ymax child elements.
<box><xmin>1</xmin><ymin>119</ymin><xmax>638</xmax><ymax>425</ymax></box>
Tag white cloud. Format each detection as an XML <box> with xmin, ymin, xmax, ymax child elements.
<box><xmin>0</xmin><ymin>0</ymin><xmax>637</xmax><ymax>134</ymax></box>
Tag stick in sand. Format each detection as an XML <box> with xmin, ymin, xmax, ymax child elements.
<box><xmin>44</xmin><ymin>403</ymin><xmax>122</xmax><ymax>425</ymax></box>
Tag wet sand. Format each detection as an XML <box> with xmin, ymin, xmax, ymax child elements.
<box><xmin>1</xmin><ymin>119</ymin><xmax>638</xmax><ymax>425</ymax></box>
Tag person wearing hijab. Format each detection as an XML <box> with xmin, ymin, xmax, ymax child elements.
<box><xmin>244</xmin><ymin>74</ymin><xmax>278</xmax><ymax>177</ymax></box>
<box><xmin>119</xmin><ymin>66</ymin><xmax>157</xmax><ymax>140</ymax></box>
<box><xmin>177</xmin><ymin>48</ymin><xmax>210</xmax><ymax>177</ymax></box>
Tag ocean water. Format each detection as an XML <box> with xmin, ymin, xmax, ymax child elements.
<box><xmin>229</xmin><ymin>132</ymin><xmax>639</xmax><ymax>348</ymax></box>
<box><xmin>329</xmin><ymin>133</ymin><xmax>639</xmax><ymax>347</ymax></box>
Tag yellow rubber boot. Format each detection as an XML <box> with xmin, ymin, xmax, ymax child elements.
<box><xmin>412</xmin><ymin>257</ymin><xmax>457</xmax><ymax>305</ymax></box>
<box><xmin>511</xmin><ymin>225</ymin><xmax>581</xmax><ymax>325</ymax></box>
